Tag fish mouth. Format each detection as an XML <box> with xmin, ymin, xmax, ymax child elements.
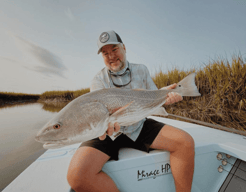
<box><xmin>43</xmin><ymin>143</ymin><xmax>64</xmax><ymax>149</ymax></box>
<box><xmin>42</xmin><ymin>139</ymin><xmax>69</xmax><ymax>149</ymax></box>
<box><xmin>36</xmin><ymin>138</ymin><xmax>68</xmax><ymax>145</ymax></box>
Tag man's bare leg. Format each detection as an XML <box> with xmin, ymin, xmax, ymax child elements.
<box><xmin>67</xmin><ymin>146</ymin><xmax>119</xmax><ymax>192</ymax></box>
<box><xmin>150</xmin><ymin>125</ymin><xmax>195</xmax><ymax>192</ymax></box>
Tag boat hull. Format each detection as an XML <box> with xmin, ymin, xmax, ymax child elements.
<box><xmin>3</xmin><ymin>116</ymin><xmax>246</xmax><ymax>192</ymax></box>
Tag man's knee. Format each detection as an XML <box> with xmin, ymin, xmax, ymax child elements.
<box><xmin>67</xmin><ymin>146</ymin><xmax>110</xmax><ymax>191</ymax></box>
<box><xmin>67</xmin><ymin>165</ymin><xmax>91</xmax><ymax>191</ymax></box>
<box><xmin>179</xmin><ymin>131</ymin><xmax>195</xmax><ymax>151</ymax></box>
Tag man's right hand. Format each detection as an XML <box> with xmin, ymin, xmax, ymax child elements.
<box><xmin>99</xmin><ymin>122</ymin><xmax>121</xmax><ymax>140</ymax></box>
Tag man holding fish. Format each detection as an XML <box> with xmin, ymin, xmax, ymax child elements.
<box><xmin>67</xmin><ymin>31</ymin><xmax>195</xmax><ymax>192</ymax></box>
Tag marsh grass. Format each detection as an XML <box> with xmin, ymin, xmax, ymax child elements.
<box><xmin>38</xmin><ymin>88</ymin><xmax>90</xmax><ymax>112</ymax></box>
<box><xmin>0</xmin><ymin>92</ymin><xmax>40</xmax><ymax>105</ymax></box>
<box><xmin>39</xmin><ymin>88</ymin><xmax>90</xmax><ymax>101</ymax></box>
<box><xmin>152</xmin><ymin>55</ymin><xmax>246</xmax><ymax>131</ymax></box>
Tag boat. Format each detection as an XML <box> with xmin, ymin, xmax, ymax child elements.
<box><xmin>3</xmin><ymin>116</ymin><xmax>246</xmax><ymax>192</ymax></box>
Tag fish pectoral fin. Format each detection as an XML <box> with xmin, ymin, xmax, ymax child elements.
<box><xmin>110</xmin><ymin>101</ymin><xmax>134</xmax><ymax>119</ymax></box>
<box><xmin>151</xmin><ymin>107</ymin><xmax>168</xmax><ymax>116</ymax></box>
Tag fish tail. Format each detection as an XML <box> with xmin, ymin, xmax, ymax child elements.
<box><xmin>162</xmin><ymin>73</ymin><xmax>201</xmax><ymax>97</ymax></box>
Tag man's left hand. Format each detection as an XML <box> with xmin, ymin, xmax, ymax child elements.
<box><xmin>164</xmin><ymin>83</ymin><xmax>183</xmax><ymax>105</ymax></box>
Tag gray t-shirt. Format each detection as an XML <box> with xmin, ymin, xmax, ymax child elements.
<box><xmin>90</xmin><ymin>61</ymin><xmax>157</xmax><ymax>141</ymax></box>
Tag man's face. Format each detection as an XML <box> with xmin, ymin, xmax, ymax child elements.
<box><xmin>101</xmin><ymin>44</ymin><xmax>126</xmax><ymax>72</ymax></box>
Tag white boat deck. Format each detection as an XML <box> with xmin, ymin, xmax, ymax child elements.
<box><xmin>3</xmin><ymin>116</ymin><xmax>246</xmax><ymax>192</ymax></box>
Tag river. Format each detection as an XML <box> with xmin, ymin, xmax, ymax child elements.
<box><xmin>0</xmin><ymin>102</ymin><xmax>59</xmax><ymax>191</ymax></box>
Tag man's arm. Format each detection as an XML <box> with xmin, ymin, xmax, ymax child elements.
<box><xmin>144</xmin><ymin>65</ymin><xmax>182</xmax><ymax>105</ymax></box>
<box><xmin>144</xmin><ymin>65</ymin><xmax>158</xmax><ymax>90</ymax></box>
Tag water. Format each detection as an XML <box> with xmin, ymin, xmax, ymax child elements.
<box><xmin>0</xmin><ymin>102</ymin><xmax>58</xmax><ymax>191</ymax></box>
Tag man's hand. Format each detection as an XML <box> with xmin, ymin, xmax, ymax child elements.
<box><xmin>164</xmin><ymin>83</ymin><xmax>183</xmax><ymax>105</ymax></box>
<box><xmin>99</xmin><ymin>122</ymin><xmax>121</xmax><ymax>140</ymax></box>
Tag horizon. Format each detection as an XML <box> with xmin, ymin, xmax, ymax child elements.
<box><xmin>1</xmin><ymin>0</ymin><xmax>246</xmax><ymax>94</ymax></box>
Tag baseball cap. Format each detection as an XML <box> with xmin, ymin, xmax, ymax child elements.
<box><xmin>97</xmin><ymin>30</ymin><xmax>123</xmax><ymax>54</ymax></box>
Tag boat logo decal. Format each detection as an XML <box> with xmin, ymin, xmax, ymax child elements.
<box><xmin>137</xmin><ymin>163</ymin><xmax>171</xmax><ymax>181</ymax></box>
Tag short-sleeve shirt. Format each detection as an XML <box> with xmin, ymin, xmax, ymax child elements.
<box><xmin>90</xmin><ymin>61</ymin><xmax>158</xmax><ymax>141</ymax></box>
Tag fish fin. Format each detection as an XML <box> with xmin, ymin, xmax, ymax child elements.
<box><xmin>160</xmin><ymin>73</ymin><xmax>201</xmax><ymax>97</ymax></box>
<box><xmin>151</xmin><ymin>107</ymin><xmax>168</xmax><ymax>116</ymax></box>
<box><xmin>177</xmin><ymin>73</ymin><xmax>201</xmax><ymax>96</ymax></box>
<box><xmin>110</xmin><ymin>101</ymin><xmax>134</xmax><ymax>119</ymax></box>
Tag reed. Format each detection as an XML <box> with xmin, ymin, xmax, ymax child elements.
<box><xmin>0</xmin><ymin>92</ymin><xmax>40</xmax><ymax>104</ymax></box>
<box><xmin>152</xmin><ymin>55</ymin><xmax>246</xmax><ymax>131</ymax></box>
<box><xmin>39</xmin><ymin>88</ymin><xmax>90</xmax><ymax>101</ymax></box>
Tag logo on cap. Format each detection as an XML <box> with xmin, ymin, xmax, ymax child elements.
<box><xmin>99</xmin><ymin>32</ymin><xmax>110</xmax><ymax>43</ymax></box>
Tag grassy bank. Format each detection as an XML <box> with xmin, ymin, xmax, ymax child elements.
<box><xmin>152</xmin><ymin>55</ymin><xmax>246</xmax><ymax>131</ymax></box>
<box><xmin>0</xmin><ymin>88</ymin><xmax>90</xmax><ymax>107</ymax></box>
<box><xmin>0</xmin><ymin>92</ymin><xmax>40</xmax><ymax>105</ymax></box>
<box><xmin>38</xmin><ymin>88</ymin><xmax>90</xmax><ymax>102</ymax></box>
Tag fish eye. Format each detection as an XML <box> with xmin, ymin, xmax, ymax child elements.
<box><xmin>179</xmin><ymin>85</ymin><xmax>181</xmax><ymax>87</ymax></box>
<box><xmin>53</xmin><ymin>124</ymin><xmax>60</xmax><ymax>129</ymax></box>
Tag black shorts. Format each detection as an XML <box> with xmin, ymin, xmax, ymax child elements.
<box><xmin>79</xmin><ymin>118</ymin><xmax>165</xmax><ymax>160</ymax></box>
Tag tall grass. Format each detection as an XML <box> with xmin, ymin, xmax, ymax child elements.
<box><xmin>0</xmin><ymin>92</ymin><xmax>40</xmax><ymax>102</ymax></box>
<box><xmin>152</xmin><ymin>55</ymin><xmax>246</xmax><ymax>131</ymax></box>
<box><xmin>39</xmin><ymin>88</ymin><xmax>90</xmax><ymax>101</ymax></box>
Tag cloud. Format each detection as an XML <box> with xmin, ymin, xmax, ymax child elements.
<box><xmin>65</xmin><ymin>7</ymin><xmax>75</xmax><ymax>22</ymax></box>
<box><xmin>0</xmin><ymin>57</ymin><xmax>19</xmax><ymax>64</ymax></box>
<box><xmin>15</xmin><ymin>36</ymin><xmax>67</xmax><ymax>78</ymax></box>
<box><xmin>26</xmin><ymin>66</ymin><xmax>66</xmax><ymax>78</ymax></box>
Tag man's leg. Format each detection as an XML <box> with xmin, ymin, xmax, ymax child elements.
<box><xmin>150</xmin><ymin>125</ymin><xmax>195</xmax><ymax>192</ymax></box>
<box><xmin>67</xmin><ymin>146</ymin><xmax>119</xmax><ymax>192</ymax></box>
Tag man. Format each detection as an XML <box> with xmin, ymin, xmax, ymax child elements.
<box><xmin>67</xmin><ymin>30</ymin><xmax>195</xmax><ymax>192</ymax></box>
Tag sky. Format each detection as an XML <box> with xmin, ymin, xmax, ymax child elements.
<box><xmin>0</xmin><ymin>0</ymin><xmax>245</xmax><ymax>94</ymax></box>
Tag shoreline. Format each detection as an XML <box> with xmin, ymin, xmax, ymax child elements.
<box><xmin>0</xmin><ymin>97</ymin><xmax>71</xmax><ymax>106</ymax></box>
<box><xmin>0</xmin><ymin>93</ymin><xmax>40</xmax><ymax>106</ymax></box>
<box><xmin>0</xmin><ymin>99</ymin><xmax>39</xmax><ymax>106</ymax></box>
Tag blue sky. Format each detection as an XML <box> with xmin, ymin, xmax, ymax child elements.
<box><xmin>0</xmin><ymin>0</ymin><xmax>245</xmax><ymax>94</ymax></box>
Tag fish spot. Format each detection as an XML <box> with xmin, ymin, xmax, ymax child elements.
<box><xmin>53</xmin><ymin>124</ymin><xmax>60</xmax><ymax>129</ymax></box>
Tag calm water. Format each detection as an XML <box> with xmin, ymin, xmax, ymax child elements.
<box><xmin>0</xmin><ymin>103</ymin><xmax>58</xmax><ymax>191</ymax></box>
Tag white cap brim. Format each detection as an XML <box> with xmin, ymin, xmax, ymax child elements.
<box><xmin>97</xmin><ymin>42</ymin><xmax>121</xmax><ymax>54</ymax></box>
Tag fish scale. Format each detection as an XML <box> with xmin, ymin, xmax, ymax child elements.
<box><xmin>88</xmin><ymin>88</ymin><xmax>166</xmax><ymax>112</ymax></box>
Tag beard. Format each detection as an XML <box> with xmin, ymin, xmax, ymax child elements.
<box><xmin>110</xmin><ymin>60</ymin><xmax>125</xmax><ymax>72</ymax></box>
<box><xmin>108</xmin><ymin>55</ymin><xmax>127</xmax><ymax>73</ymax></box>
